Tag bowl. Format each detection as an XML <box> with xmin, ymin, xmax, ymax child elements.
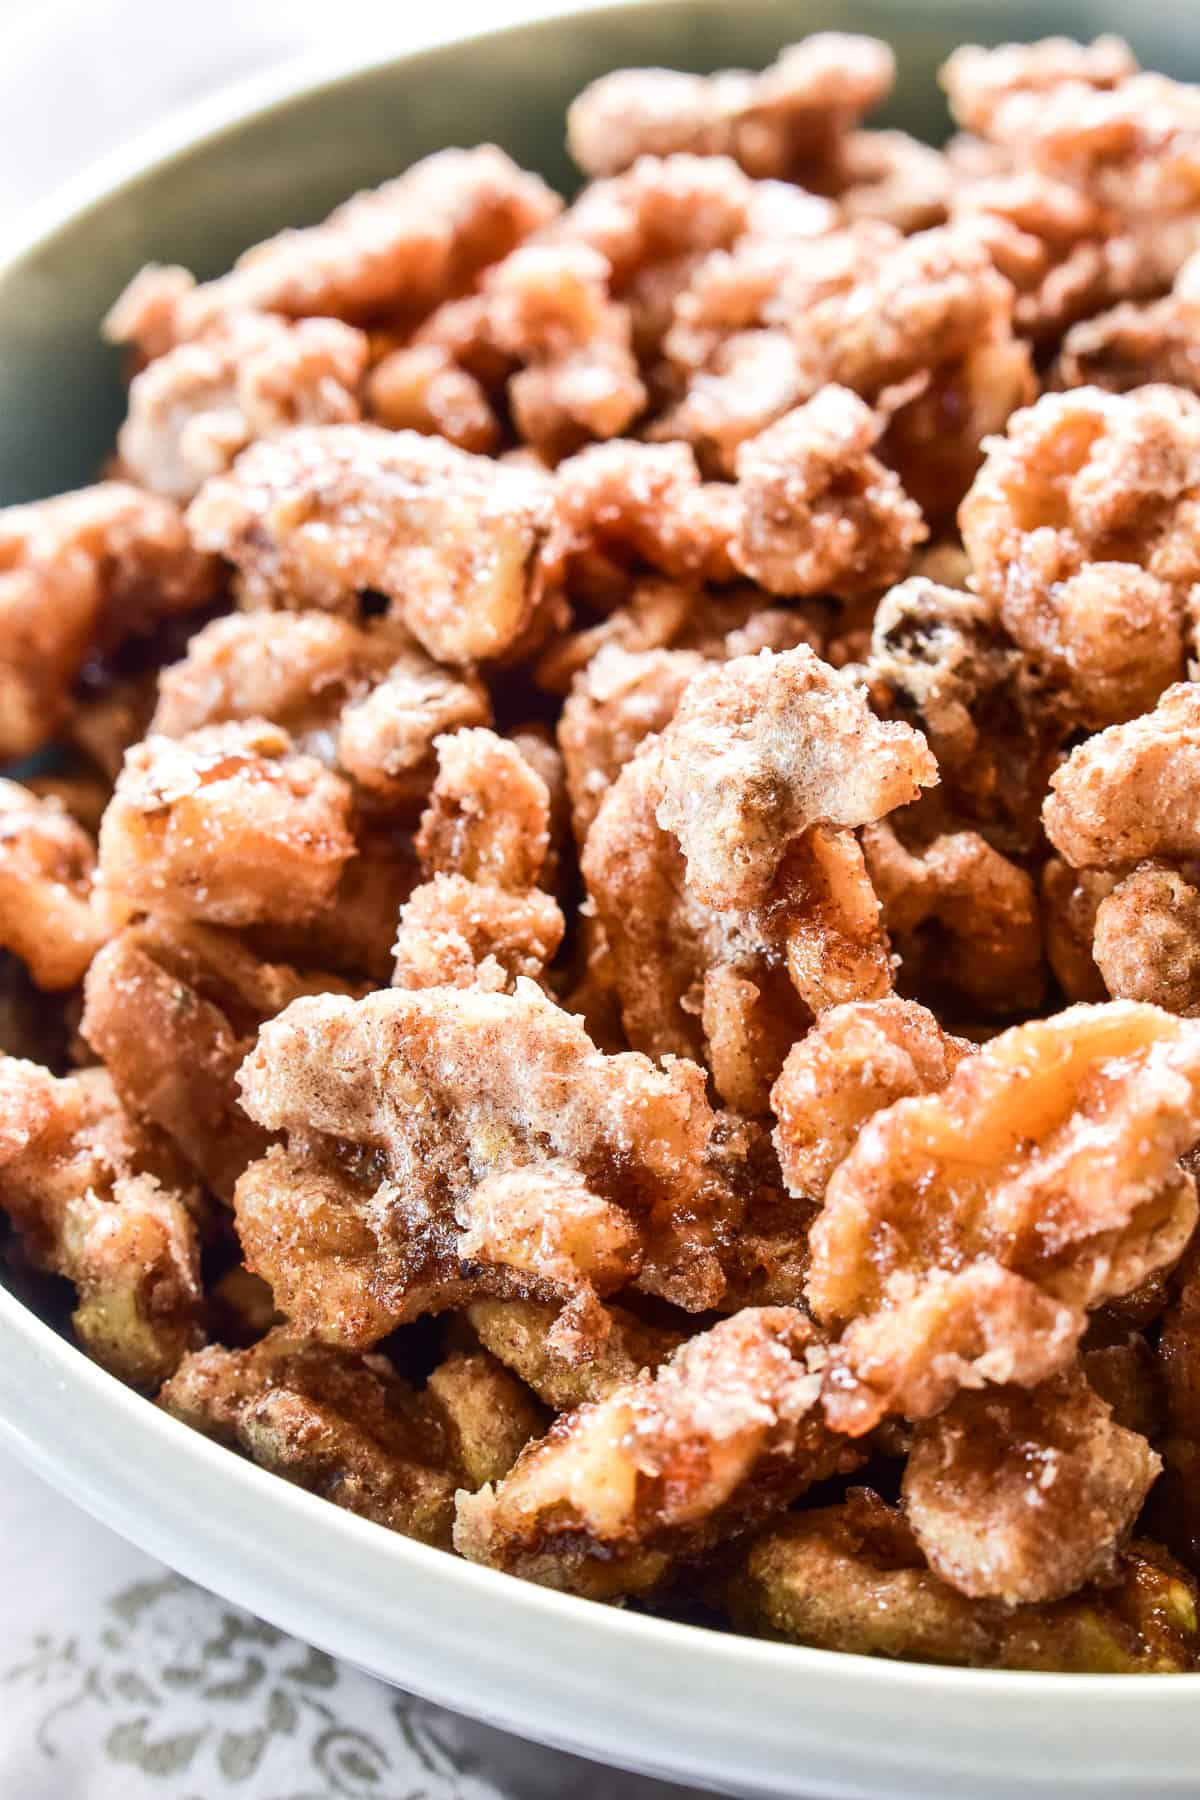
<box><xmin>4</xmin><ymin>5</ymin><xmax>1200</xmax><ymax>1796</ymax></box>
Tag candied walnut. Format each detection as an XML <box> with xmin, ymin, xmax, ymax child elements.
<box><xmin>656</xmin><ymin>222</ymin><xmax>1016</xmax><ymax>474</ymax></box>
<box><xmin>902</xmin><ymin>1371</ymin><xmax>1160</xmax><ymax>1605</ymax></box>
<box><xmin>118</xmin><ymin>314</ymin><xmax>368</xmax><ymax>502</ymax></box>
<box><xmin>234</xmin><ymin>982</ymin><xmax>714</xmax><ymax>1345</ymax></box>
<box><xmin>104</xmin><ymin>264</ymin><xmax>194</xmax><ymax>363</ymax></box>
<box><xmin>1032</xmin><ymin>565</ymin><xmax>1184</xmax><ymax>732</ymax></box>
<box><xmin>824</xmin><ymin>1261</ymin><xmax>1085</xmax><ymax>1439</ymax></box>
<box><xmin>81</xmin><ymin>918</ymin><xmax>354</xmax><ymax>1200</ymax></box>
<box><xmin>580</xmin><ymin>715</ymin><xmax>895</xmax><ymax>1073</ymax></box>
<box><xmin>365</xmin><ymin>343</ymin><xmax>499</xmax><ymax>454</ymax></box>
<box><xmin>567</xmin><ymin>36</ymin><xmax>893</xmax><ymax>180</ymax></box>
<box><xmin>580</xmin><ymin>738</ymin><xmax>807</xmax><ymax>1076</ymax></box>
<box><xmin>989</xmin><ymin>69</ymin><xmax>1200</xmax><ymax>228</ymax></box>
<box><xmin>863</xmin><ymin>822</ymin><xmax>1045</xmax><ymax>1016</ymax></box>
<box><xmin>558</xmin><ymin>643</ymin><xmax>705</xmax><ymax>845</ymax></box>
<box><xmin>153</xmin><ymin>611</ymin><xmax>491</xmax><ymax>811</ymax></box>
<box><xmin>727</xmin><ymin>1488</ymin><xmax>1198</xmax><ymax>1671</ymax></box>
<box><xmin>545</xmin><ymin>153</ymin><xmax>757</xmax><ymax>289</ymax></box>
<box><xmin>730</xmin><ymin>389</ymin><xmax>927</xmax><ymax>601</ymax></box>
<box><xmin>454</xmin><ymin>1307</ymin><xmax>855</xmax><ymax>1600</ymax></box>
<box><xmin>1040</xmin><ymin>858</ymin><xmax>1114</xmax><ymax>1004</ymax></box>
<box><xmin>1045</xmin><ymin>685</ymin><xmax>1200</xmax><ymax>871</ymax></box>
<box><xmin>415</xmin><ymin>728</ymin><xmax>549</xmax><ymax>890</ymax></box>
<box><xmin>771</xmin><ymin>997</ymin><xmax>971</xmax><ymax>1203</ymax></box>
<box><xmin>480</xmin><ymin>243</ymin><xmax>646</xmax><ymax>457</ymax></box>
<box><xmin>961</xmin><ymin>389</ymin><xmax>1198</xmax><ymax>728</ymax></box>
<box><xmin>623</xmin><ymin>1107</ymin><xmax>780</xmax><ymax>1311</ymax></box>
<box><xmin>580</xmin><ymin>742</ymin><xmax>713</xmax><ymax>1060</ymax></box>
<box><xmin>1093</xmin><ymin>865</ymin><xmax>1200</xmax><ymax>1015</ymax></box>
<box><xmin>0</xmin><ymin>1059</ymin><xmax>201</xmax><ymax>1387</ymax></box>
<box><xmin>150</xmin><ymin>611</ymin><xmax>387</xmax><ymax>747</ymax></box>
<box><xmin>552</xmin><ymin>439</ymin><xmax>738</xmax><ymax>598</ymax></box>
<box><xmin>467</xmin><ymin>1296</ymin><xmax>681</xmax><ymax>1410</ymax></box>
<box><xmin>105</xmin><ymin>147</ymin><xmax>561</xmax><ymax>352</ymax></box>
<box><xmin>941</xmin><ymin>36</ymin><xmax>1137</xmax><ymax>138</ymax></box>
<box><xmin>187</xmin><ymin>425</ymin><xmax>557</xmax><ymax>666</ymax></box>
<box><xmin>832</xmin><ymin>129</ymin><xmax>952</xmax><ymax>233</ymax></box>
<box><xmin>536</xmin><ymin>577</ymin><xmax>695</xmax><ymax>695</ymax></box>
<box><xmin>507</xmin><ymin>726</ymin><xmax>570</xmax><ymax>895</ymax></box>
<box><xmin>949</xmin><ymin>167</ymin><xmax>1163</xmax><ymax>346</ymax></box>
<box><xmin>159</xmin><ymin>1331</ymin><xmax>461</xmax><ymax>1542</ymax></box>
<box><xmin>0</xmin><ymin>778</ymin><xmax>107</xmax><ymax>990</ymax></box>
<box><xmin>809</xmin><ymin>1004</ymin><xmax>1200</xmax><ymax>1434</ymax></box>
<box><xmin>653</xmin><ymin>224</ymin><xmax>895</xmax><ymax>470</ymax></box>
<box><xmin>341</xmin><ymin>651</ymin><xmax>496</xmax><ymax>806</ymax></box>
<box><xmin>98</xmin><ymin>721</ymin><xmax>356</xmax><ymax>929</ymax></box>
<box><xmin>866</xmin><ymin>580</ymin><xmax>1009</xmax><ymax>764</ymax></box>
<box><xmin>391</xmin><ymin>875</ymin><xmax>563</xmax><ymax>993</ymax></box>
<box><xmin>539</xmin><ymin>572</ymin><xmax>821</xmax><ymax>698</ymax></box>
<box><xmin>727</xmin><ymin>1488</ymin><xmax>997</xmax><ymax>1664</ymax></box>
<box><xmin>0</xmin><ymin>482</ymin><xmax>218</xmax><ymax>757</ymax></box>
<box><xmin>1054</xmin><ymin>271</ymin><xmax>1200</xmax><ymax>396</ymax></box>
<box><xmin>652</xmin><ymin>645</ymin><xmax>935</xmax><ymax>912</ymax></box>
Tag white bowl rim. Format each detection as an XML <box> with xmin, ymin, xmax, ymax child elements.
<box><xmin>3</xmin><ymin>8</ymin><xmax>1200</xmax><ymax>1793</ymax></box>
<box><xmin>3</xmin><ymin>1271</ymin><xmax>1177</xmax><ymax>1702</ymax></box>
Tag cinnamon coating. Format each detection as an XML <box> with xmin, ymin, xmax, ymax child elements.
<box><xmin>234</xmin><ymin>982</ymin><xmax>714</xmax><ymax>1347</ymax></box>
<box><xmin>902</xmin><ymin>1370</ymin><xmax>1160</xmax><ymax>1604</ymax></box>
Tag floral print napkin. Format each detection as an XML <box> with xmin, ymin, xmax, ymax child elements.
<box><xmin>0</xmin><ymin>1445</ymin><xmax>705</xmax><ymax>1800</ymax></box>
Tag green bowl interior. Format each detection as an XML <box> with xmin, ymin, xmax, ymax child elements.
<box><xmin>1</xmin><ymin>0</ymin><xmax>1198</xmax><ymax>505</ymax></box>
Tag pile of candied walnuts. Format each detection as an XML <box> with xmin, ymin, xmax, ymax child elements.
<box><xmin>11</xmin><ymin>31</ymin><xmax>1200</xmax><ymax>1672</ymax></box>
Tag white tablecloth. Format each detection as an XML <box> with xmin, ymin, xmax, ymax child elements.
<box><xmin>0</xmin><ymin>5</ymin><xmax>707</xmax><ymax>1795</ymax></box>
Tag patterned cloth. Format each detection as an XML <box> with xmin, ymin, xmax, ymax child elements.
<box><xmin>1</xmin><ymin>1444</ymin><xmax>704</xmax><ymax>1799</ymax></box>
